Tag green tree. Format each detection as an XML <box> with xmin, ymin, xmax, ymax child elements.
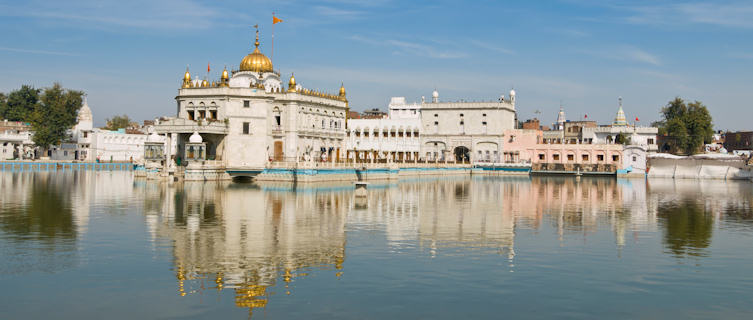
<box><xmin>31</xmin><ymin>83</ymin><xmax>83</xmax><ymax>150</ymax></box>
<box><xmin>2</xmin><ymin>85</ymin><xmax>40</xmax><ymax>121</ymax></box>
<box><xmin>104</xmin><ymin>114</ymin><xmax>134</xmax><ymax>131</ymax></box>
<box><xmin>615</xmin><ymin>132</ymin><xmax>631</xmax><ymax>145</ymax></box>
<box><xmin>0</xmin><ymin>92</ymin><xmax>6</xmax><ymax>117</ymax></box>
<box><xmin>656</xmin><ymin>97</ymin><xmax>713</xmax><ymax>155</ymax></box>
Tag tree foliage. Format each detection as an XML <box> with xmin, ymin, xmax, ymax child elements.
<box><xmin>1</xmin><ymin>85</ymin><xmax>40</xmax><ymax>122</ymax></box>
<box><xmin>31</xmin><ymin>84</ymin><xmax>84</xmax><ymax>148</ymax></box>
<box><xmin>104</xmin><ymin>115</ymin><xmax>134</xmax><ymax>131</ymax></box>
<box><xmin>654</xmin><ymin>97</ymin><xmax>713</xmax><ymax>155</ymax></box>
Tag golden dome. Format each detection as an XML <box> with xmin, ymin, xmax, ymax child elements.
<box><xmin>201</xmin><ymin>79</ymin><xmax>208</xmax><ymax>87</ymax></box>
<box><xmin>288</xmin><ymin>73</ymin><xmax>296</xmax><ymax>92</ymax></box>
<box><xmin>221</xmin><ymin>66</ymin><xmax>229</xmax><ymax>80</ymax></box>
<box><xmin>182</xmin><ymin>67</ymin><xmax>192</xmax><ymax>88</ymax></box>
<box><xmin>339</xmin><ymin>83</ymin><xmax>346</xmax><ymax>97</ymax></box>
<box><xmin>240</xmin><ymin>29</ymin><xmax>273</xmax><ymax>73</ymax></box>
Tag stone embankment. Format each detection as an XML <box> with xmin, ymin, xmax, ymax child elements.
<box><xmin>647</xmin><ymin>154</ymin><xmax>753</xmax><ymax>180</ymax></box>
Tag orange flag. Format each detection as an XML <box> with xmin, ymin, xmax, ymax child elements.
<box><xmin>273</xmin><ymin>15</ymin><xmax>283</xmax><ymax>24</ymax></box>
<box><xmin>207</xmin><ymin>62</ymin><xmax>210</xmax><ymax>73</ymax></box>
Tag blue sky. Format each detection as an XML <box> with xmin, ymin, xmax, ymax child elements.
<box><xmin>1</xmin><ymin>0</ymin><xmax>752</xmax><ymax>129</ymax></box>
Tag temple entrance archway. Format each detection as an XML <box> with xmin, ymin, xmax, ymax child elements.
<box><xmin>453</xmin><ymin>146</ymin><xmax>470</xmax><ymax>162</ymax></box>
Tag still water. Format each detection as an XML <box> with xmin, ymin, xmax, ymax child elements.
<box><xmin>1</xmin><ymin>172</ymin><xmax>753</xmax><ymax>319</ymax></box>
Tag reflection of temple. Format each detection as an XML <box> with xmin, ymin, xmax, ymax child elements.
<box><xmin>142</xmin><ymin>180</ymin><xmax>349</xmax><ymax>317</ymax></box>
<box><xmin>345</xmin><ymin>176</ymin><xmax>664</xmax><ymax>260</ymax></box>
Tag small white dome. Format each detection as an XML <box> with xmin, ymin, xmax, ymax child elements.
<box><xmin>432</xmin><ymin>89</ymin><xmax>439</xmax><ymax>98</ymax></box>
<box><xmin>188</xmin><ymin>131</ymin><xmax>203</xmax><ymax>143</ymax></box>
<box><xmin>509</xmin><ymin>89</ymin><xmax>516</xmax><ymax>96</ymax></box>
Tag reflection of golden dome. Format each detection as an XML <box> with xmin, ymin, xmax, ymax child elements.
<box><xmin>240</xmin><ymin>30</ymin><xmax>273</xmax><ymax>73</ymax></box>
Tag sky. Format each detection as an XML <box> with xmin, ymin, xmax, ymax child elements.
<box><xmin>0</xmin><ymin>0</ymin><xmax>752</xmax><ymax>130</ymax></box>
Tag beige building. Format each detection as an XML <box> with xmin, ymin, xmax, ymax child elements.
<box><xmin>419</xmin><ymin>89</ymin><xmax>517</xmax><ymax>162</ymax></box>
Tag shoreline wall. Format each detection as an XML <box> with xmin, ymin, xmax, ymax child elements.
<box><xmin>648</xmin><ymin>156</ymin><xmax>753</xmax><ymax>180</ymax></box>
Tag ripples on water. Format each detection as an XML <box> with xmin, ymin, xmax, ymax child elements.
<box><xmin>1</xmin><ymin>171</ymin><xmax>753</xmax><ymax>319</ymax></box>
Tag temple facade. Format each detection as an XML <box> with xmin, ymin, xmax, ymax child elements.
<box><xmin>155</xmin><ymin>28</ymin><xmax>349</xmax><ymax>174</ymax></box>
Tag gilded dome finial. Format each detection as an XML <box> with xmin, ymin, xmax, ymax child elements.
<box><xmin>254</xmin><ymin>24</ymin><xmax>260</xmax><ymax>49</ymax></box>
<box><xmin>339</xmin><ymin>82</ymin><xmax>346</xmax><ymax>97</ymax></box>
<box><xmin>182</xmin><ymin>66</ymin><xmax>192</xmax><ymax>88</ymax></box>
<box><xmin>288</xmin><ymin>73</ymin><xmax>297</xmax><ymax>92</ymax></box>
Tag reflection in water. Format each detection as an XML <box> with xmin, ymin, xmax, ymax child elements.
<box><xmin>4</xmin><ymin>171</ymin><xmax>753</xmax><ymax>318</ymax></box>
<box><xmin>139</xmin><ymin>180</ymin><xmax>348</xmax><ymax>317</ymax></box>
<box><xmin>0</xmin><ymin>173</ymin><xmax>78</xmax><ymax>273</ymax></box>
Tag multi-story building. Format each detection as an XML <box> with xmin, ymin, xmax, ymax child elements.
<box><xmin>345</xmin><ymin>97</ymin><xmax>421</xmax><ymax>162</ymax></box>
<box><xmin>154</xmin><ymin>28</ymin><xmax>349</xmax><ymax>173</ymax></box>
<box><xmin>419</xmin><ymin>89</ymin><xmax>517</xmax><ymax>162</ymax></box>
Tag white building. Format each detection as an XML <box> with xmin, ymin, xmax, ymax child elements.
<box><xmin>155</xmin><ymin>28</ymin><xmax>348</xmax><ymax>173</ymax></box>
<box><xmin>419</xmin><ymin>89</ymin><xmax>517</xmax><ymax>162</ymax></box>
<box><xmin>345</xmin><ymin>97</ymin><xmax>422</xmax><ymax>162</ymax></box>
<box><xmin>69</xmin><ymin>97</ymin><xmax>165</xmax><ymax>162</ymax></box>
<box><xmin>581</xmin><ymin>98</ymin><xmax>658</xmax><ymax>151</ymax></box>
<box><xmin>0</xmin><ymin>120</ymin><xmax>34</xmax><ymax>160</ymax></box>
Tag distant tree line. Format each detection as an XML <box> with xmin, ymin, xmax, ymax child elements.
<box><xmin>652</xmin><ymin>97</ymin><xmax>713</xmax><ymax>155</ymax></box>
<box><xmin>0</xmin><ymin>84</ymin><xmax>84</xmax><ymax>151</ymax></box>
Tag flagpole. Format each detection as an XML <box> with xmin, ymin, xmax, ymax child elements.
<box><xmin>270</xmin><ymin>11</ymin><xmax>276</xmax><ymax>65</ymax></box>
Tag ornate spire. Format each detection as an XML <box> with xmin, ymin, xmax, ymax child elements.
<box><xmin>288</xmin><ymin>73</ymin><xmax>297</xmax><ymax>92</ymax></box>
<box><xmin>613</xmin><ymin>96</ymin><xmax>627</xmax><ymax>126</ymax></box>
<box><xmin>339</xmin><ymin>82</ymin><xmax>346</xmax><ymax>97</ymax></box>
<box><xmin>254</xmin><ymin>24</ymin><xmax>260</xmax><ymax>50</ymax></box>
<box><xmin>182</xmin><ymin>66</ymin><xmax>192</xmax><ymax>88</ymax></box>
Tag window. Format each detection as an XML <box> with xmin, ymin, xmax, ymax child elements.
<box><xmin>582</xmin><ymin>154</ymin><xmax>589</xmax><ymax>161</ymax></box>
<box><xmin>199</xmin><ymin>110</ymin><xmax>206</xmax><ymax>119</ymax></box>
<box><xmin>648</xmin><ymin>138</ymin><xmax>654</xmax><ymax>144</ymax></box>
<box><xmin>539</xmin><ymin>154</ymin><xmax>545</xmax><ymax>160</ymax></box>
<box><xmin>612</xmin><ymin>155</ymin><xmax>619</xmax><ymax>162</ymax></box>
<box><xmin>460</xmin><ymin>121</ymin><xmax>464</xmax><ymax>125</ymax></box>
<box><xmin>83</xmin><ymin>132</ymin><xmax>88</xmax><ymax>138</ymax></box>
<box><xmin>597</xmin><ymin>154</ymin><xmax>604</xmax><ymax>162</ymax></box>
<box><xmin>567</xmin><ymin>154</ymin><xmax>574</xmax><ymax>161</ymax></box>
<box><xmin>364</xmin><ymin>132</ymin><xmax>369</xmax><ymax>137</ymax></box>
<box><xmin>482</xmin><ymin>121</ymin><xmax>487</xmax><ymax>125</ymax></box>
<box><xmin>460</xmin><ymin>113</ymin><xmax>464</xmax><ymax>117</ymax></box>
<box><xmin>553</xmin><ymin>154</ymin><xmax>560</xmax><ymax>161</ymax></box>
<box><xmin>632</xmin><ymin>156</ymin><xmax>637</xmax><ymax>161</ymax></box>
<box><xmin>482</xmin><ymin>113</ymin><xmax>487</xmax><ymax>117</ymax></box>
<box><xmin>187</xmin><ymin>111</ymin><xmax>195</xmax><ymax>120</ymax></box>
<box><xmin>242</xmin><ymin>122</ymin><xmax>250</xmax><ymax>134</ymax></box>
<box><xmin>243</xmin><ymin>100</ymin><xmax>250</xmax><ymax>108</ymax></box>
<box><xmin>434</xmin><ymin>114</ymin><xmax>438</xmax><ymax>117</ymax></box>
<box><xmin>210</xmin><ymin>110</ymin><xmax>217</xmax><ymax>120</ymax></box>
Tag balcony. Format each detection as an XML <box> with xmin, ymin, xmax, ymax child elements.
<box><xmin>154</xmin><ymin>118</ymin><xmax>229</xmax><ymax>135</ymax></box>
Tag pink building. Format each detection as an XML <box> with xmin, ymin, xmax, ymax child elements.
<box><xmin>503</xmin><ymin>129</ymin><xmax>624</xmax><ymax>168</ymax></box>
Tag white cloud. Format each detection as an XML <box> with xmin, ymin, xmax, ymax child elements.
<box><xmin>348</xmin><ymin>35</ymin><xmax>468</xmax><ymax>59</ymax></box>
<box><xmin>0</xmin><ymin>46</ymin><xmax>79</xmax><ymax>56</ymax></box>
<box><xmin>0</xmin><ymin>0</ymin><xmax>218</xmax><ymax>30</ymax></box>
<box><xmin>468</xmin><ymin>40</ymin><xmax>515</xmax><ymax>55</ymax></box>
<box><xmin>579</xmin><ymin>45</ymin><xmax>661</xmax><ymax>66</ymax></box>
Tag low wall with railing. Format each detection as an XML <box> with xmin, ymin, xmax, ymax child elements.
<box><xmin>0</xmin><ymin>161</ymin><xmax>135</xmax><ymax>172</ymax></box>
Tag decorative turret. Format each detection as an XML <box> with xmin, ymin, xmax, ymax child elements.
<box><xmin>339</xmin><ymin>82</ymin><xmax>346</xmax><ymax>98</ymax></box>
<box><xmin>432</xmin><ymin>88</ymin><xmax>439</xmax><ymax>103</ymax></box>
<box><xmin>220</xmin><ymin>66</ymin><xmax>229</xmax><ymax>87</ymax></box>
<box><xmin>556</xmin><ymin>104</ymin><xmax>566</xmax><ymax>130</ymax></box>
<box><xmin>288</xmin><ymin>73</ymin><xmax>297</xmax><ymax>92</ymax></box>
<box><xmin>509</xmin><ymin>88</ymin><xmax>516</xmax><ymax>107</ymax></box>
<box><xmin>613</xmin><ymin>96</ymin><xmax>627</xmax><ymax>126</ymax></box>
<box><xmin>182</xmin><ymin>67</ymin><xmax>192</xmax><ymax>88</ymax></box>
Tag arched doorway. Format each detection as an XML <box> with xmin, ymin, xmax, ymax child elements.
<box><xmin>453</xmin><ymin>146</ymin><xmax>470</xmax><ymax>162</ymax></box>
